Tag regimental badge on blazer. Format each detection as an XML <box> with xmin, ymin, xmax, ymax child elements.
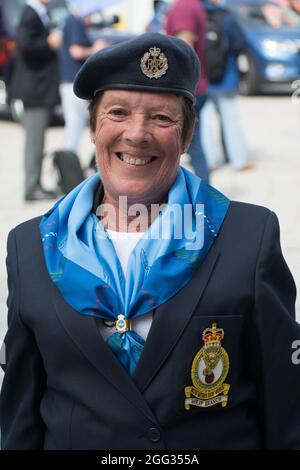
<box><xmin>184</xmin><ymin>323</ymin><xmax>230</xmax><ymax>410</ymax></box>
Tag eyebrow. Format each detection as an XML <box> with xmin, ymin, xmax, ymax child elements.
<box><xmin>101</xmin><ymin>100</ymin><xmax>182</xmax><ymax>117</ymax></box>
<box><xmin>101</xmin><ymin>98</ymin><xmax>131</xmax><ymax>108</ymax></box>
<box><xmin>101</xmin><ymin>96</ymin><xmax>181</xmax><ymax>112</ymax></box>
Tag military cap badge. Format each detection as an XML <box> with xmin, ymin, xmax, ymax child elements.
<box><xmin>184</xmin><ymin>323</ymin><xmax>230</xmax><ymax>409</ymax></box>
<box><xmin>140</xmin><ymin>46</ymin><xmax>168</xmax><ymax>79</ymax></box>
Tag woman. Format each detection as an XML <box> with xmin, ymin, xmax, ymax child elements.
<box><xmin>1</xmin><ymin>33</ymin><xmax>299</xmax><ymax>450</ymax></box>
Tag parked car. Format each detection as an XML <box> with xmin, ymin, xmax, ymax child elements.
<box><xmin>226</xmin><ymin>0</ymin><xmax>300</xmax><ymax>94</ymax></box>
<box><xmin>0</xmin><ymin>0</ymin><xmax>134</xmax><ymax>120</ymax></box>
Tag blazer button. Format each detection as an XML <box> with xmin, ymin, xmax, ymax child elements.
<box><xmin>147</xmin><ymin>427</ymin><xmax>161</xmax><ymax>443</ymax></box>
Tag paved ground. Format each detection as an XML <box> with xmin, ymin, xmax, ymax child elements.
<box><xmin>0</xmin><ymin>95</ymin><xmax>299</xmax><ymax>386</ymax></box>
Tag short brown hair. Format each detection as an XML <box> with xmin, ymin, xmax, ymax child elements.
<box><xmin>88</xmin><ymin>92</ymin><xmax>196</xmax><ymax>148</ymax></box>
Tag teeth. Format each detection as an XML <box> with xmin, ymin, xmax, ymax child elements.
<box><xmin>118</xmin><ymin>153</ymin><xmax>153</xmax><ymax>166</ymax></box>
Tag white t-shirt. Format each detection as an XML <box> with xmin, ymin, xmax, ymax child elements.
<box><xmin>106</xmin><ymin>229</ymin><xmax>145</xmax><ymax>274</ymax></box>
<box><xmin>97</xmin><ymin>229</ymin><xmax>153</xmax><ymax>342</ymax></box>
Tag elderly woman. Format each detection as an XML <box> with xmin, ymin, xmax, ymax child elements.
<box><xmin>1</xmin><ymin>33</ymin><xmax>299</xmax><ymax>450</ymax></box>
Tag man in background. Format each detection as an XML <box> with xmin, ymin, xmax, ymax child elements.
<box><xmin>58</xmin><ymin>1</ymin><xmax>107</xmax><ymax>155</ymax></box>
<box><xmin>201</xmin><ymin>0</ymin><xmax>252</xmax><ymax>171</ymax></box>
<box><xmin>11</xmin><ymin>0</ymin><xmax>61</xmax><ymax>201</ymax></box>
<box><xmin>165</xmin><ymin>0</ymin><xmax>209</xmax><ymax>182</ymax></box>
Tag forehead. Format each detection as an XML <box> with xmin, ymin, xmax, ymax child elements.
<box><xmin>98</xmin><ymin>89</ymin><xmax>183</xmax><ymax>113</ymax></box>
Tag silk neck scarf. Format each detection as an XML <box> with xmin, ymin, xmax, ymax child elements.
<box><xmin>40</xmin><ymin>167</ymin><xmax>230</xmax><ymax>375</ymax></box>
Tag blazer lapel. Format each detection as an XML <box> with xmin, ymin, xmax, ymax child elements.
<box><xmin>133</xmin><ymin>247</ymin><xmax>221</xmax><ymax>392</ymax></box>
<box><xmin>51</xmin><ymin>283</ymin><xmax>157</xmax><ymax>423</ymax></box>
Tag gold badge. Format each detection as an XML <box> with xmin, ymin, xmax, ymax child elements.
<box><xmin>140</xmin><ymin>46</ymin><xmax>168</xmax><ymax>79</ymax></box>
<box><xmin>115</xmin><ymin>315</ymin><xmax>131</xmax><ymax>334</ymax></box>
<box><xmin>184</xmin><ymin>323</ymin><xmax>230</xmax><ymax>409</ymax></box>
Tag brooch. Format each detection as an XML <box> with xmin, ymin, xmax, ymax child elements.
<box><xmin>102</xmin><ymin>314</ymin><xmax>131</xmax><ymax>334</ymax></box>
<box><xmin>115</xmin><ymin>314</ymin><xmax>131</xmax><ymax>334</ymax></box>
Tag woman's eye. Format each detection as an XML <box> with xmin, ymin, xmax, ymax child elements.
<box><xmin>154</xmin><ymin>114</ymin><xmax>173</xmax><ymax>123</ymax></box>
<box><xmin>109</xmin><ymin>109</ymin><xmax>127</xmax><ymax>118</ymax></box>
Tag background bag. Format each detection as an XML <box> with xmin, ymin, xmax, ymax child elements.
<box><xmin>205</xmin><ymin>9</ymin><xmax>229</xmax><ymax>84</ymax></box>
<box><xmin>53</xmin><ymin>150</ymin><xmax>85</xmax><ymax>194</ymax></box>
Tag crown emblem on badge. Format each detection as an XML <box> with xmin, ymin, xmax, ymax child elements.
<box><xmin>149</xmin><ymin>46</ymin><xmax>160</xmax><ymax>57</ymax></box>
<box><xmin>202</xmin><ymin>323</ymin><xmax>224</xmax><ymax>345</ymax></box>
<box><xmin>140</xmin><ymin>46</ymin><xmax>168</xmax><ymax>79</ymax></box>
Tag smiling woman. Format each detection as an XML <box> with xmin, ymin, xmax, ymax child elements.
<box><xmin>88</xmin><ymin>90</ymin><xmax>196</xmax><ymax>160</ymax></box>
<box><xmin>91</xmin><ymin>89</ymin><xmax>186</xmax><ymax>212</ymax></box>
<box><xmin>1</xmin><ymin>32</ymin><xmax>300</xmax><ymax>451</ymax></box>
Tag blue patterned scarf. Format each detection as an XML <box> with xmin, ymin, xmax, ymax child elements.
<box><xmin>40</xmin><ymin>167</ymin><xmax>230</xmax><ymax>375</ymax></box>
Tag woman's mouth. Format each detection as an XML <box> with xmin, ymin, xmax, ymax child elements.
<box><xmin>115</xmin><ymin>152</ymin><xmax>157</xmax><ymax>166</ymax></box>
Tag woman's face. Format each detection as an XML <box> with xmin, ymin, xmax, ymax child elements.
<box><xmin>91</xmin><ymin>89</ymin><xmax>186</xmax><ymax>206</ymax></box>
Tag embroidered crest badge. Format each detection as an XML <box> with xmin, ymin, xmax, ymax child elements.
<box><xmin>184</xmin><ymin>323</ymin><xmax>230</xmax><ymax>409</ymax></box>
<box><xmin>140</xmin><ymin>46</ymin><xmax>168</xmax><ymax>79</ymax></box>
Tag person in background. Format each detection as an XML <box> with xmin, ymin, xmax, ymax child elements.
<box><xmin>200</xmin><ymin>0</ymin><xmax>253</xmax><ymax>172</ymax></box>
<box><xmin>146</xmin><ymin>0</ymin><xmax>172</xmax><ymax>32</ymax></box>
<box><xmin>288</xmin><ymin>0</ymin><xmax>300</xmax><ymax>14</ymax></box>
<box><xmin>272</xmin><ymin>0</ymin><xmax>300</xmax><ymax>15</ymax></box>
<box><xmin>10</xmin><ymin>0</ymin><xmax>62</xmax><ymax>201</ymax></box>
<box><xmin>165</xmin><ymin>0</ymin><xmax>210</xmax><ymax>182</ymax></box>
<box><xmin>58</xmin><ymin>1</ymin><xmax>108</xmax><ymax>154</ymax></box>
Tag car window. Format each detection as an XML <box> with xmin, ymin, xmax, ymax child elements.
<box><xmin>233</xmin><ymin>2</ymin><xmax>300</xmax><ymax>28</ymax></box>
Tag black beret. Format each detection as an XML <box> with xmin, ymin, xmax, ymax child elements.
<box><xmin>73</xmin><ymin>32</ymin><xmax>200</xmax><ymax>104</ymax></box>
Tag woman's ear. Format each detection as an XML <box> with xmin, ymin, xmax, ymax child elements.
<box><xmin>182</xmin><ymin>126</ymin><xmax>194</xmax><ymax>154</ymax></box>
<box><xmin>90</xmin><ymin>130</ymin><xmax>95</xmax><ymax>144</ymax></box>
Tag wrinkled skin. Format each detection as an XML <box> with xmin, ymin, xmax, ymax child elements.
<box><xmin>91</xmin><ymin>90</ymin><xmax>192</xmax><ymax>230</ymax></box>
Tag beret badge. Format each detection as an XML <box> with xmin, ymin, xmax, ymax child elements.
<box><xmin>140</xmin><ymin>46</ymin><xmax>168</xmax><ymax>79</ymax></box>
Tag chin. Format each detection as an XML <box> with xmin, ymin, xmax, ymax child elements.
<box><xmin>120</xmin><ymin>185</ymin><xmax>157</xmax><ymax>202</ymax></box>
<box><xmin>119</xmin><ymin>183</ymin><xmax>165</xmax><ymax>205</ymax></box>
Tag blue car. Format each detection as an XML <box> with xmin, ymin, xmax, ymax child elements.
<box><xmin>226</xmin><ymin>0</ymin><xmax>300</xmax><ymax>94</ymax></box>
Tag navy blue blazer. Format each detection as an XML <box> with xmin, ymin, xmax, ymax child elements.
<box><xmin>1</xmin><ymin>200</ymin><xmax>299</xmax><ymax>449</ymax></box>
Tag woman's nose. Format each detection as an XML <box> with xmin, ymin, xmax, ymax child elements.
<box><xmin>123</xmin><ymin>114</ymin><xmax>151</xmax><ymax>144</ymax></box>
